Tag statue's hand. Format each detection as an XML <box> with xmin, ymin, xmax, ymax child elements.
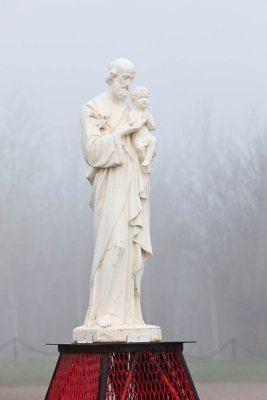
<box><xmin>143</xmin><ymin>110</ymin><xmax>150</xmax><ymax>121</ymax></box>
<box><xmin>119</xmin><ymin>119</ymin><xmax>146</xmax><ymax>137</ymax></box>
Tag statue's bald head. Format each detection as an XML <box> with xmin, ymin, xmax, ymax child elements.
<box><xmin>105</xmin><ymin>58</ymin><xmax>136</xmax><ymax>100</ymax></box>
<box><xmin>105</xmin><ymin>58</ymin><xmax>136</xmax><ymax>85</ymax></box>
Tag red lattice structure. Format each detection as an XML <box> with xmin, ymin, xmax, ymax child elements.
<box><xmin>45</xmin><ymin>342</ymin><xmax>199</xmax><ymax>400</ymax></box>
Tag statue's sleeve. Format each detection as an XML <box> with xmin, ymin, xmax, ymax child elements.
<box><xmin>81</xmin><ymin>104</ymin><xmax>124</xmax><ymax>169</ymax></box>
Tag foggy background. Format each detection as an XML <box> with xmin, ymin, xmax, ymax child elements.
<box><xmin>1</xmin><ymin>0</ymin><xmax>267</xmax><ymax>359</ymax></box>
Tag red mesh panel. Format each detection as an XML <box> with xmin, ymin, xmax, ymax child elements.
<box><xmin>47</xmin><ymin>353</ymin><xmax>100</xmax><ymax>400</ymax></box>
<box><xmin>106</xmin><ymin>351</ymin><xmax>195</xmax><ymax>400</ymax></box>
<box><xmin>47</xmin><ymin>349</ymin><xmax>197</xmax><ymax>399</ymax></box>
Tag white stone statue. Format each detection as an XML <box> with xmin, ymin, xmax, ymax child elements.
<box><xmin>73</xmin><ymin>58</ymin><xmax>161</xmax><ymax>343</ymax></box>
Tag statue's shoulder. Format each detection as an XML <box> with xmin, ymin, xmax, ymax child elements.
<box><xmin>84</xmin><ymin>93</ymin><xmax>106</xmax><ymax>112</ymax></box>
<box><xmin>81</xmin><ymin>94</ymin><xmax>107</xmax><ymax>122</ymax></box>
<box><xmin>83</xmin><ymin>94</ymin><xmax>131</xmax><ymax>119</ymax></box>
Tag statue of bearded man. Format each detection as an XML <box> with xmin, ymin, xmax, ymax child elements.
<box><xmin>73</xmin><ymin>58</ymin><xmax>161</xmax><ymax>342</ymax></box>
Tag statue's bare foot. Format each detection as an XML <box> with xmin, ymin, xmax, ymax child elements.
<box><xmin>137</xmin><ymin>148</ymin><xmax>146</xmax><ymax>162</ymax></box>
<box><xmin>141</xmin><ymin>158</ymin><xmax>150</xmax><ymax>167</ymax></box>
<box><xmin>98</xmin><ymin>315</ymin><xmax>112</xmax><ymax>328</ymax></box>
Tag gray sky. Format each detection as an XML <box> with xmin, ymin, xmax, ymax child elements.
<box><xmin>1</xmin><ymin>0</ymin><xmax>267</xmax><ymax>126</ymax></box>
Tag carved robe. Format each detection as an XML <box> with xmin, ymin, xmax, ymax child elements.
<box><xmin>80</xmin><ymin>93</ymin><xmax>152</xmax><ymax>327</ymax></box>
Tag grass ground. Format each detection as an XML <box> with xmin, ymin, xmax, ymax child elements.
<box><xmin>186</xmin><ymin>359</ymin><xmax>267</xmax><ymax>383</ymax></box>
<box><xmin>1</xmin><ymin>358</ymin><xmax>267</xmax><ymax>386</ymax></box>
<box><xmin>0</xmin><ymin>359</ymin><xmax>57</xmax><ymax>386</ymax></box>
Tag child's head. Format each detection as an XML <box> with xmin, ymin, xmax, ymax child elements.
<box><xmin>131</xmin><ymin>86</ymin><xmax>150</xmax><ymax>110</ymax></box>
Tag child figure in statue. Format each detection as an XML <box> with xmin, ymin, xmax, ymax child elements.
<box><xmin>129</xmin><ymin>86</ymin><xmax>157</xmax><ymax>167</ymax></box>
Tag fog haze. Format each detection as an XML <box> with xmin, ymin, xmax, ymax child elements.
<box><xmin>1</xmin><ymin>0</ymin><xmax>267</xmax><ymax>358</ymax></box>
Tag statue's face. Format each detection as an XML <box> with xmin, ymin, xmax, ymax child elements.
<box><xmin>116</xmin><ymin>71</ymin><xmax>135</xmax><ymax>89</ymax></box>
<box><xmin>111</xmin><ymin>67</ymin><xmax>135</xmax><ymax>100</ymax></box>
<box><xmin>133</xmin><ymin>93</ymin><xmax>149</xmax><ymax>110</ymax></box>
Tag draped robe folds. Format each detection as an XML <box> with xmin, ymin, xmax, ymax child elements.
<box><xmin>80</xmin><ymin>95</ymin><xmax>153</xmax><ymax>327</ymax></box>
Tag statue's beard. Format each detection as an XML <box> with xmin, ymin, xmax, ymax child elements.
<box><xmin>111</xmin><ymin>80</ymin><xmax>129</xmax><ymax>100</ymax></box>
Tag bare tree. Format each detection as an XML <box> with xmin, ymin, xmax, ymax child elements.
<box><xmin>150</xmin><ymin>111</ymin><xmax>267</xmax><ymax>357</ymax></box>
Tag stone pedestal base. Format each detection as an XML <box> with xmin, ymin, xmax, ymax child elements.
<box><xmin>73</xmin><ymin>324</ymin><xmax>162</xmax><ymax>343</ymax></box>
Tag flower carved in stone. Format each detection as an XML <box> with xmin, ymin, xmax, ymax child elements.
<box><xmin>87</xmin><ymin>106</ymin><xmax>112</xmax><ymax>131</ymax></box>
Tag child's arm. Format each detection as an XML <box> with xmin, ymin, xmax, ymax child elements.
<box><xmin>145</xmin><ymin>112</ymin><xmax>156</xmax><ymax>131</ymax></box>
